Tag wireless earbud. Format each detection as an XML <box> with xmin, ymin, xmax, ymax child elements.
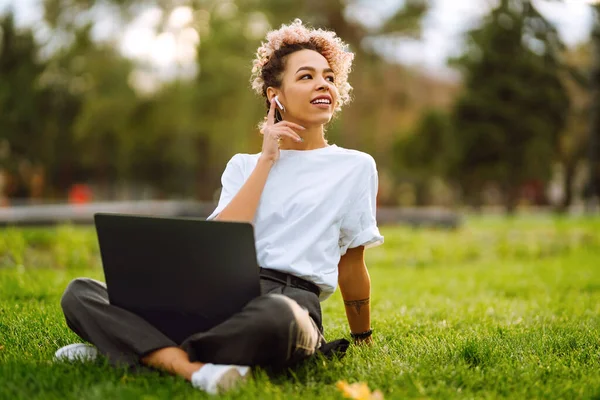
<box><xmin>274</xmin><ymin>96</ymin><xmax>285</xmax><ymax>112</ymax></box>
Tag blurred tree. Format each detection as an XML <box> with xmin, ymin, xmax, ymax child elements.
<box><xmin>31</xmin><ymin>23</ymin><xmax>141</xmax><ymax>198</ymax></box>
<box><xmin>125</xmin><ymin>81</ymin><xmax>205</xmax><ymax>197</ymax></box>
<box><xmin>586</xmin><ymin>4</ymin><xmax>600</xmax><ymax>211</ymax></box>
<box><xmin>557</xmin><ymin>43</ymin><xmax>590</xmax><ymax>211</ymax></box>
<box><xmin>391</xmin><ymin>109</ymin><xmax>457</xmax><ymax>204</ymax></box>
<box><xmin>0</xmin><ymin>12</ymin><xmax>49</xmax><ymax>198</ymax></box>
<box><xmin>7</xmin><ymin>0</ymin><xmax>433</xmax><ymax>202</ymax></box>
<box><xmin>450</xmin><ymin>0</ymin><xmax>569</xmax><ymax>213</ymax></box>
<box><xmin>71</xmin><ymin>47</ymin><xmax>138</xmax><ymax>189</ymax></box>
<box><xmin>190</xmin><ymin>3</ymin><xmax>271</xmax><ymax>197</ymax></box>
<box><xmin>39</xmin><ymin>1</ymin><xmax>208</xmax><ymax>198</ymax></box>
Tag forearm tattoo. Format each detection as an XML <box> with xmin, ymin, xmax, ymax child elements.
<box><xmin>344</xmin><ymin>298</ymin><xmax>370</xmax><ymax>315</ymax></box>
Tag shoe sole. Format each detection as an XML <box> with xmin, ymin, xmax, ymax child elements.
<box><xmin>217</xmin><ymin>368</ymin><xmax>249</xmax><ymax>394</ymax></box>
<box><xmin>54</xmin><ymin>343</ymin><xmax>98</xmax><ymax>361</ymax></box>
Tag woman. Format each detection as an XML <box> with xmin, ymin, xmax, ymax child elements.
<box><xmin>56</xmin><ymin>19</ymin><xmax>384</xmax><ymax>395</ymax></box>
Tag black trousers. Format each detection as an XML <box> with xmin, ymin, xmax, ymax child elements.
<box><xmin>60</xmin><ymin>277</ymin><xmax>343</xmax><ymax>371</ymax></box>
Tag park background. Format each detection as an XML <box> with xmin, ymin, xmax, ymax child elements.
<box><xmin>0</xmin><ymin>0</ymin><xmax>599</xmax><ymax>213</ymax></box>
<box><xmin>1</xmin><ymin>1</ymin><xmax>600</xmax><ymax>399</ymax></box>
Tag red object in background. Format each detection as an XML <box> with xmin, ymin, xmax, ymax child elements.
<box><xmin>68</xmin><ymin>184</ymin><xmax>92</xmax><ymax>204</ymax></box>
<box><xmin>520</xmin><ymin>180</ymin><xmax>546</xmax><ymax>205</ymax></box>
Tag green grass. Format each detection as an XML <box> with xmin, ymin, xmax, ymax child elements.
<box><xmin>1</xmin><ymin>216</ymin><xmax>600</xmax><ymax>399</ymax></box>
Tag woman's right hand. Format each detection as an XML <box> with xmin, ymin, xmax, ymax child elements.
<box><xmin>260</xmin><ymin>98</ymin><xmax>305</xmax><ymax>163</ymax></box>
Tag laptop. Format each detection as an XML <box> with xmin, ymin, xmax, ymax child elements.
<box><xmin>94</xmin><ymin>213</ymin><xmax>261</xmax><ymax>343</ymax></box>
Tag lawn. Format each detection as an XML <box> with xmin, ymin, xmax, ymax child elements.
<box><xmin>1</xmin><ymin>216</ymin><xmax>599</xmax><ymax>399</ymax></box>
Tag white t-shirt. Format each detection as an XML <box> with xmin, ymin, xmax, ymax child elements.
<box><xmin>207</xmin><ymin>144</ymin><xmax>384</xmax><ymax>301</ymax></box>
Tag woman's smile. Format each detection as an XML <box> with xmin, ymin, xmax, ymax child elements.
<box><xmin>310</xmin><ymin>95</ymin><xmax>332</xmax><ymax>110</ymax></box>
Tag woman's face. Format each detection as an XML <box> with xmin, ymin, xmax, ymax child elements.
<box><xmin>272</xmin><ymin>49</ymin><xmax>338</xmax><ymax>126</ymax></box>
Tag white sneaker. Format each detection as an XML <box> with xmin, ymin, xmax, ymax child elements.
<box><xmin>191</xmin><ymin>363</ymin><xmax>250</xmax><ymax>395</ymax></box>
<box><xmin>54</xmin><ymin>343</ymin><xmax>98</xmax><ymax>362</ymax></box>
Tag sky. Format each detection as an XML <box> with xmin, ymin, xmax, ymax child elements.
<box><xmin>0</xmin><ymin>0</ymin><xmax>595</xmax><ymax>84</ymax></box>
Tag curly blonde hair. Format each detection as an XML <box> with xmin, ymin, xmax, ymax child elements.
<box><xmin>250</xmin><ymin>19</ymin><xmax>355</xmax><ymax>114</ymax></box>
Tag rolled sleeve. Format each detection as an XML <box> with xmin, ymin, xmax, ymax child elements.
<box><xmin>338</xmin><ymin>164</ymin><xmax>384</xmax><ymax>256</ymax></box>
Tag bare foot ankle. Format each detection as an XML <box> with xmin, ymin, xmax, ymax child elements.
<box><xmin>181</xmin><ymin>361</ymin><xmax>205</xmax><ymax>381</ymax></box>
<box><xmin>141</xmin><ymin>347</ymin><xmax>204</xmax><ymax>381</ymax></box>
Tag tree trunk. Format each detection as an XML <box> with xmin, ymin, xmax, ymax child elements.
<box><xmin>504</xmin><ymin>182</ymin><xmax>519</xmax><ymax>215</ymax></box>
<box><xmin>587</xmin><ymin>6</ymin><xmax>600</xmax><ymax>213</ymax></box>
<box><xmin>559</xmin><ymin>159</ymin><xmax>576</xmax><ymax>213</ymax></box>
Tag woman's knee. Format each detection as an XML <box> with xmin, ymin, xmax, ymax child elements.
<box><xmin>60</xmin><ymin>278</ymin><xmax>98</xmax><ymax>314</ymax></box>
<box><xmin>261</xmin><ymin>294</ymin><xmax>321</xmax><ymax>361</ymax></box>
<box><xmin>263</xmin><ymin>292</ymin><xmax>294</xmax><ymax>314</ymax></box>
